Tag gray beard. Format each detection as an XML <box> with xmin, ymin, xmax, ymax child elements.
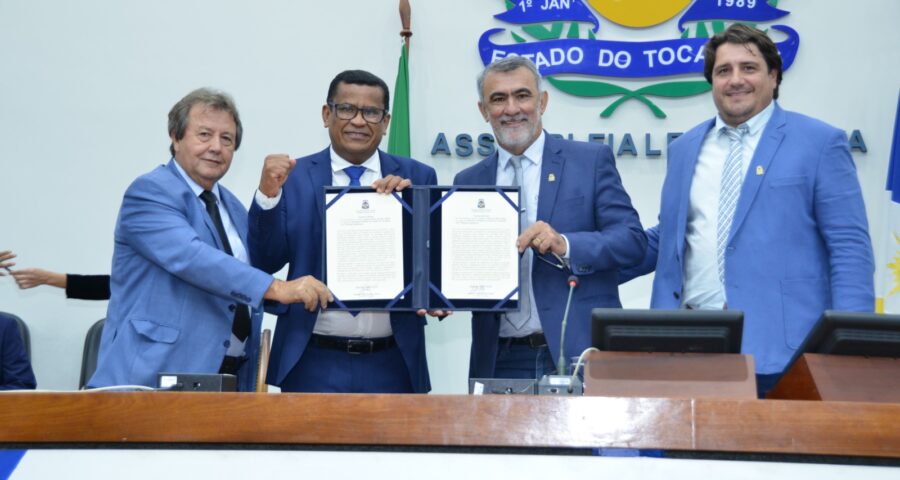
<box><xmin>495</xmin><ymin>124</ymin><xmax>538</xmax><ymax>153</ymax></box>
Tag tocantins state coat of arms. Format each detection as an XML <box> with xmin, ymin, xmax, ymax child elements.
<box><xmin>478</xmin><ymin>0</ymin><xmax>800</xmax><ymax>118</ymax></box>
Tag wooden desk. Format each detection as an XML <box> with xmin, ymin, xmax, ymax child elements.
<box><xmin>769</xmin><ymin>353</ymin><xmax>900</xmax><ymax>403</ymax></box>
<box><xmin>0</xmin><ymin>392</ymin><xmax>897</xmax><ymax>458</ymax></box>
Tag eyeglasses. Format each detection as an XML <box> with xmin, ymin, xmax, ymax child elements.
<box><xmin>521</xmin><ymin>250</ymin><xmax>569</xmax><ymax>272</ymax></box>
<box><xmin>328</xmin><ymin>103</ymin><xmax>387</xmax><ymax>124</ymax></box>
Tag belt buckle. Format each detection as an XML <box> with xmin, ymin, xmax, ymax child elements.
<box><xmin>529</xmin><ymin>334</ymin><xmax>544</xmax><ymax>348</ymax></box>
<box><xmin>346</xmin><ymin>339</ymin><xmax>374</xmax><ymax>354</ymax></box>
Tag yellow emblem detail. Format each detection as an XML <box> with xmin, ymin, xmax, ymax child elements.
<box><xmin>756</xmin><ymin>165</ymin><xmax>764</xmax><ymax>176</ymax></box>
<box><xmin>548</xmin><ymin>173</ymin><xmax>556</xmax><ymax>182</ymax></box>
<box><xmin>586</xmin><ymin>0</ymin><xmax>692</xmax><ymax>28</ymax></box>
<box><xmin>888</xmin><ymin>233</ymin><xmax>900</xmax><ymax>297</ymax></box>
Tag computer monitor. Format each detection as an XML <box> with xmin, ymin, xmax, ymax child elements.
<box><xmin>793</xmin><ymin>310</ymin><xmax>900</xmax><ymax>358</ymax></box>
<box><xmin>591</xmin><ymin>308</ymin><xmax>743</xmax><ymax>354</ymax></box>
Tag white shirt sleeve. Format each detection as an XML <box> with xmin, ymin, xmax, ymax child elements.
<box><xmin>254</xmin><ymin>189</ymin><xmax>282</xmax><ymax>210</ymax></box>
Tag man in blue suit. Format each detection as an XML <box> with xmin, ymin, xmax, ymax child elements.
<box><xmin>90</xmin><ymin>89</ymin><xmax>330</xmax><ymax>391</ymax></box>
<box><xmin>455</xmin><ymin>57</ymin><xmax>646</xmax><ymax>380</ymax></box>
<box><xmin>248</xmin><ymin>70</ymin><xmax>438</xmax><ymax>393</ymax></box>
<box><xmin>620</xmin><ymin>25</ymin><xmax>874</xmax><ymax>397</ymax></box>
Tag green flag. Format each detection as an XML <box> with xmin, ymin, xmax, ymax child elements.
<box><xmin>386</xmin><ymin>43</ymin><xmax>410</xmax><ymax>157</ymax></box>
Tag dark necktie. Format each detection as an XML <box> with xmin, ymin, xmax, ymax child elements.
<box><xmin>344</xmin><ymin>165</ymin><xmax>366</xmax><ymax>186</ymax></box>
<box><xmin>199</xmin><ymin>190</ymin><xmax>251</xmax><ymax>343</ymax></box>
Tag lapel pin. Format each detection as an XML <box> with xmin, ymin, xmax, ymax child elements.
<box><xmin>755</xmin><ymin>165</ymin><xmax>764</xmax><ymax>176</ymax></box>
<box><xmin>548</xmin><ymin>173</ymin><xmax>556</xmax><ymax>183</ymax></box>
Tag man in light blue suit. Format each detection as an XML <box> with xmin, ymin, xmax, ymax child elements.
<box><xmin>455</xmin><ymin>57</ymin><xmax>646</xmax><ymax>380</ymax></box>
<box><xmin>620</xmin><ymin>25</ymin><xmax>874</xmax><ymax>397</ymax></box>
<box><xmin>249</xmin><ymin>70</ymin><xmax>438</xmax><ymax>393</ymax></box>
<box><xmin>90</xmin><ymin>89</ymin><xmax>330</xmax><ymax>391</ymax></box>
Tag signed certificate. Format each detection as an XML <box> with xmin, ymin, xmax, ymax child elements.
<box><xmin>439</xmin><ymin>191</ymin><xmax>519</xmax><ymax>300</ymax></box>
<box><xmin>325</xmin><ymin>191</ymin><xmax>404</xmax><ymax>301</ymax></box>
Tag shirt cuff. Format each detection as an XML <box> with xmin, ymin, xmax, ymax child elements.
<box><xmin>561</xmin><ymin>234</ymin><xmax>571</xmax><ymax>260</ymax></box>
<box><xmin>254</xmin><ymin>189</ymin><xmax>282</xmax><ymax>210</ymax></box>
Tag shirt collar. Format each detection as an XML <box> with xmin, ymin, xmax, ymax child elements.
<box><xmin>715</xmin><ymin>101</ymin><xmax>776</xmax><ymax>136</ymax></box>
<box><xmin>498</xmin><ymin>130</ymin><xmax>545</xmax><ymax>170</ymax></box>
<box><xmin>173</xmin><ymin>158</ymin><xmax>221</xmax><ymax>200</ymax></box>
<box><xmin>330</xmin><ymin>147</ymin><xmax>381</xmax><ymax>175</ymax></box>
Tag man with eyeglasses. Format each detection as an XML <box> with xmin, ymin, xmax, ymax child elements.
<box><xmin>454</xmin><ymin>56</ymin><xmax>646</xmax><ymax>380</ymax></box>
<box><xmin>248</xmin><ymin>70</ymin><xmax>438</xmax><ymax>393</ymax></box>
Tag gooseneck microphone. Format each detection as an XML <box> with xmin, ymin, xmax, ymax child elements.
<box><xmin>556</xmin><ymin>275</ymin><xmax>579</xmax><ymax>376</ymax></box>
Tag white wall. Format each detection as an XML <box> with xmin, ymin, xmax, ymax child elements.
<box><xmin>1</xmin><ymin>0</ymin><xmax>898</xmax><ymax>393</ymax></box>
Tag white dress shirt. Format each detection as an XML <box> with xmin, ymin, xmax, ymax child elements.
<box><xmin>682</xmin><ymin>102</ymin><xmax>775</xmax><ymax>309</ymax></box>
<box><xmin>254</xmin><ymin>148</ymin><xmax>393</xmax><ymax>338</ymax></box>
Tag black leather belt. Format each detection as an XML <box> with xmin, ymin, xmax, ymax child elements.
<box><xmin>219</xmin><ymin>355</ymin><xmax>246</xmax><ymax>375</ymax></box>
<box><xmin>500</xmin><ymin>332</ymin><xmax>547</xmax><ymax>348</ymax></box>
<box><xmin>310</xmin><ymin>334</ymin><xmax>397</xmax><ymax>354</ymax></box>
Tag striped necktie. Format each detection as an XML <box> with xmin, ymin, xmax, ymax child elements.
<box><xmin>717</xmin><ymin>124</ymin><xmax>749</xmax><ymax>286</ymax></box>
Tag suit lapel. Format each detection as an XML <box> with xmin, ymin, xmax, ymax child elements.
<box><xmin>378</xmin><ymin>150</ymin><xmax>401</xmax><ymax>178</ymax></box>
<box><xmin>165</xmin><ymin>160</ymin><xmax>223</xmax><ymax>249</ymax></box>
<box><xmin>674</xmin><ymin>122</ymin><xmax>713</xmax><ymax>262</ymax></box>
<box><xmin>307</xmin><ymin>148</ymin><xmax>333</xmax><ymax>221</ymax></box>
<box><xmin>478</xmin><ymin>153</ymin><xmax>500</xmax><ymax>185</ymax></box>
<box><xmin>729</xmin><ymin>104</ymin><xmax>785</xmax><ymax>242</ymax></box>
<box><xmin>219</xmin><ymin>188</ymin><xmax>248</xmax><ymax>249</ymax></box>
<box><xmin>536</xmin><ymin>134</ymin><xmax>563</xmax><ymax>222</ymax></box>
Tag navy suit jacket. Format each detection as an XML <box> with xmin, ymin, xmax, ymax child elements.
<box><xmin>620</xmin><ymin>104</ymin><xmax>874</xmax><ymax>373</ymax></box>
<box><xmin>0</xmin><ymin>315</ymin><xmax>36</xmax><ymax>390</ymax></box>
<box><xmin>90</xmin><ymin>160</ymin><xmax>269</xmax><ymax>391</ymax></box>
<box><xmin>454</xmin><ymin>134</ymin><xmax>646</xmax><ymax>377</ymax></box>
<box><xmin>248</xmin><ymin>148</ymin><xmax>438</xmax><ymax>393</ymax></box>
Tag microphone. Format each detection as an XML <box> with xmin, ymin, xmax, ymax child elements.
<box><xmin>537</xmin><ymin>274</ymin><xmax>582</xmax><ymax>395</ymax></box>
<box><xmin>557</xmin><ymin>275</ymin><xmax>578</xmax><ymax>376</ymax></box>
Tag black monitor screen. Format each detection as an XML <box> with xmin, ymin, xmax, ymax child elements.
<box><xmin>591</xmin><ymin>308</ymin><xmax>743</xmax><ymax>354</ymax></box>
<box><xmin>795</xmin><ymin>310</ymin><xmax>900</xmax><ymax>358</ymax></box>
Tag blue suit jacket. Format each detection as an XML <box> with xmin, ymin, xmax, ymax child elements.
<box><xmin>620</xmin><ymin>104</ymin><xmax>874</xmax><ymax>374</ymax></box>
<box><xmin>248</xmin><ymin>148</ymin><xmax>438</xmax><ymax>393</ymax></box>
<box><xmin>89</xmin><ymin>160</ymin><xmax>270</xmax><ymax>391</ymax></box>
<box><xmin>454</xmin><ymin>134</ymin><xmax>646</xmax><ymax>377</ymax></box>
<box><xmin>0</xmin><ymin>315</ymin><xmax>36</xmax><ymax>390</ymax></box>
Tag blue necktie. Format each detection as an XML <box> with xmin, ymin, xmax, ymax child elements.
<box><xmin>344</xmin><ymin>166</ymin><xmax>366</xmax><ymax>186</ymax></box>
<box><xmin>717</xmin><ymin>124</ymin><xmax>749</xmax><ymax>286</ymax></box>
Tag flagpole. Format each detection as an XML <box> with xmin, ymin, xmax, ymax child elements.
<box><xmin>400</xmin><ymin>0</ymin><xmax>412</xmax><ymax>53</ymax></box>
<box><xmin>387</xmin><ymin>0</ymin><xmax>412</xmax><ymax>157</ymax></box>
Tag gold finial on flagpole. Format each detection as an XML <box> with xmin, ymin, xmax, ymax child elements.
<box><xmin>399</xmin><ymin>0</ymin><xmax>412</xmax><ymax>53</ymax></box>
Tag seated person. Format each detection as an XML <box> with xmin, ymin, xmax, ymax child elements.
<box><xmin>0</xmin><ymin>314</ymin><xmax>37</xmax><ymax>390</ymax></box>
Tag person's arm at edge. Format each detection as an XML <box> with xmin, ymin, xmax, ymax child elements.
<box><xmin>618</xmin><ymin>225</ymin><xmax>659</xmax><ymax>284</ymax></box>
<box><xmin>66</xmin><ymin>274</ymin><xmax>111</xmax><ymax>300</ymax></box>
<box><xmin>815</xmin><ymin>129</ymin><xmax>875</xmax><ymax>311</ymax></box>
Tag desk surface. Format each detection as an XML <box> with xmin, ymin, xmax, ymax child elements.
<box><xmin>0</xmin><ymin>392</ymin><xmax>897</xmax><ymax>458</ymax></box>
